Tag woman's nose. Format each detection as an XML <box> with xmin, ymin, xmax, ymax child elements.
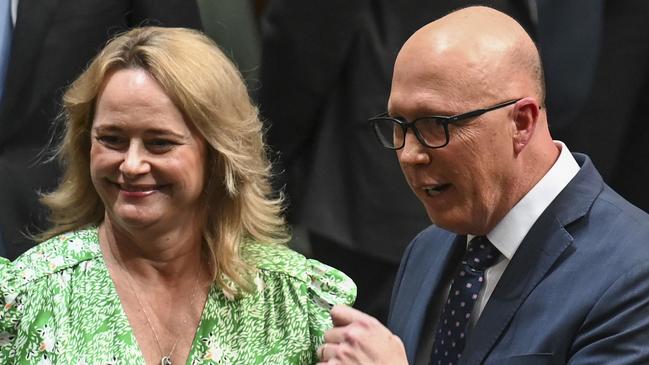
<box><xmin>119</xmin><ymin>142</ymin><xmax>151</xmax><ymax>177</ymax></box>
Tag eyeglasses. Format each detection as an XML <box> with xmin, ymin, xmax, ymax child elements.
<box><xmin>368</xmin><ymin>98</ymin><xmax>522</xmax><ymax>150</ymax></box>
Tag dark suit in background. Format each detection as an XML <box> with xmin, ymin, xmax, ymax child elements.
<box><xmin>389</xmin><ymin>154</ymin><xmax>649</xmax><ymax>364</ymax></box>
<box><xmin>258</xmin><ymin>0</ymin><xmax>528</xmax><ymax>322</ymax></box>
<box><xmin>535</xmin><ymin>0</ymin><xmax>649</xmax><ymax>212</ymax></box>
<box><xmin>0</xmin><ymin>0</ymin><xmax>202</xmax><ymax>259</ymax></box>
<box><xmin>197</xmin><ymin>0</ymin><xmax>261</xmax><ymax>84</ymax></box>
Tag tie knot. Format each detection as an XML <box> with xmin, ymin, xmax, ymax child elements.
<box><xmin>463</xmin><ymin>236</ymin><xmax>499</xmax><ymax>271</ymax></box>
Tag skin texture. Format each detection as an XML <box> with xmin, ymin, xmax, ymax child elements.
<box><xmin>91</xmin><ymin>68</ymin><xmax>211</xmax><ymax>365</ymax></box>
<box><xmin>317</xmin><ymin>305</ymin><xmax>407</xmax><ymax>365</ymax></box>
<box><xmin>91</xmin><ymin>68</ymin><xmax>207</xmax><ymax>237</ymax></box>
<box><xmin>321</xmin><ymin>6</ymin><xmax>559</xmax><ymax>364</ymax></box>
<box><xmin>391</xmin><ymin>8</ymin><xmax>554</xmax><ymax>236</ymax></box>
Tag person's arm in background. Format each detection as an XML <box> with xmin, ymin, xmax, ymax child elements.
<box><xmin>257</xmin><ymin>0</ymin><xmax>371</xmax><ymax>167</ymax></box>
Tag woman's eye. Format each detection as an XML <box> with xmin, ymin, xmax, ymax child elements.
<box><xmin>147</xmin><ymin>139</ymin><xmax>177</xmax><ymax>151</ymax></box>
<box><xmin>95</xmin><ymin>135</ymin><xmax>126</xmax><ymax>148</ymax></box>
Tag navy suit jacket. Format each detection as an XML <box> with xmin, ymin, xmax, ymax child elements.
<box><xmin>388</xmin><ymin>154</ymin><xmax>649</xmax><ymax>364</ymax></box>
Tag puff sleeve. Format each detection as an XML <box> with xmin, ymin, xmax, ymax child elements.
<box><xmin>306</xmin><ymin>259</ymin><xmax>356</xmax><ymax>361</ymax></box>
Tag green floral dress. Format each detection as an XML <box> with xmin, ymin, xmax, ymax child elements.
<box><xmin>0</xmin><ymin>228</ymin><xmax>356</xmax><ymax>364</ymax></box>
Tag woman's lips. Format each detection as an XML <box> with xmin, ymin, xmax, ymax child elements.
<box><xmin>116</xmin><ymin>183</ymin><xmax>160</xmax><ymax>198</ymax></box>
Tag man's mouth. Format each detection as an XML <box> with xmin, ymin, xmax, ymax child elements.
<box><xmin>423</xmin><ymin>184</ymin><xmax>451</xmax><ymax>197</ymax></box>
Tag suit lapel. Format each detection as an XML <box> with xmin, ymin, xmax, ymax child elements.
<box><xmin>459</xmin><ymin>154</ymin><xmax>603</xmax><ymax>364</ymax></box>
<box><xmin>0</xmin><ymin>0</ymin><xmax>60</xmax><ymax>134</ymax></box>
<box><xmin>391</xmin><ymin>233</ymin><xmax>464</xmax><ymax>363</ymax></box>
<box><xmin>459</xmin><ymin>214</ymin><xmax>572</xmax><ymax>364</ymax></box>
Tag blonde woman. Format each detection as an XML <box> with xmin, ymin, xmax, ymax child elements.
<box><xmin>0</xmin><ymin>27</ymin><xmax>355</xmax><ymax>364</ymax></box>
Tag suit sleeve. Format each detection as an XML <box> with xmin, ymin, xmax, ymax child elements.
<box><xmin>568</xmin><ymin>262</ymin><xmax>649</xmax><ymax>364</ymax></box>
<box><xmin>258</xmin><ymin>0</ymin><xmax>371</xmax><ymax>165</ymax></box>
<box><xmin>128</xmin><ymin>0</ymin><xmax>203</xmax><ymax>29</ymax></box>
<box><xmin>387</xmin><ymin>240</ymin><xmax>414</xmax><ymax>325</ymax></box>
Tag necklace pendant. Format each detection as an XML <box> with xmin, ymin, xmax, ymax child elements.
<box><xmin>161</xmin><ymin>356</ymin><xmax>172</xmax><ymax>365</ymax></box>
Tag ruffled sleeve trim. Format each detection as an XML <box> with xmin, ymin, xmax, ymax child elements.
<box><xmin>306</xmin><ymin>259</ymin><xmax>356</xmax><ymax>309</ymax></box>
<box><xmin>240</xmin><ymin>242</ymin><xmax>356</xmax><ymax>306</ymax></box>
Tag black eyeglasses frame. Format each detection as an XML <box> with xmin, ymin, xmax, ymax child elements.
<box><xmin>368</xmin><ymin>98</ymin><xmax>523</xmax><ymax>150</ymax></box>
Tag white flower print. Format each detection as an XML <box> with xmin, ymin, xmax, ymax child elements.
<box><xmin>68</xmin><ymin>238</ymin><xmax>84</xmax><ymax>253</ymax></box>
<box><xmin>37</xmin><ymin>354</ymin><xmax>53</xmax><ymax>365</ymax></box>
<box><xmin>48</xmin><ymin>257</ymin><xmax>65</xmax><ymax>271</ymax></box>
<box><xmin>38</xmin><ymin>325</ymin><xmax>56</xmax><ymax>352</ymax></box>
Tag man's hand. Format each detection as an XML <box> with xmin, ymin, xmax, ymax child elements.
<box><xmin>317</xmin><ymin>304</ymin><xmax>409</xmax><ymax>365</ymax></box>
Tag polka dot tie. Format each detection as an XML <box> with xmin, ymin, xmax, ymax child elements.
<box><xmin>429</xmin><ymin>236</ymin><xmax>500</xmax><ymax>365</ymax></box>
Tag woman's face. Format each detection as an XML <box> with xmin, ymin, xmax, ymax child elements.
<box><xmin>90</xmin><ymin>68</ymin><xmax>207</xmax><ymax>232</ymax></box>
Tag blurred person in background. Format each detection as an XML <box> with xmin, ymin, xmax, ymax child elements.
<box><xmin>197</xmin><ymin>0</ymin><xmax>261</xmax><ymax>85</ymax></box>
<box><xmin>533</xmin><ymin>0</ymin><xmax>649</xmax><ymax>214</ymax></box>
<box><xmin>257</xmin><ymin>0</ymin><xmax>528</xmax><ymax>324</ymax></box>
<box><xmin>0</xmin><ymin>0</ymin><xmax>202</xmax><ymax>259</ymax></box>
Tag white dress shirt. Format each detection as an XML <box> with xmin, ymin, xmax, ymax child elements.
<box><xmin>11</xmin><ymin>0</ymin><xmax>17</xmax><ymax>25</ymax></box>
<box><xmin>468</xmin><ymin>141</ymin><xmax>579</xmax><ymax>325</ymax></box>
<box><xmin>415</xmin><ymin>141</ymin><xmax>579</xmax><ymax>365</ymax></box>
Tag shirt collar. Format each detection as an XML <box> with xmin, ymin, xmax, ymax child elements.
<box><xmin>12</xmin><ymin>0</ymin><xmax>17</xmax><ymax>25</ymax></box>
<box><xmin>469</xmin><ymin>141</ymin><xmax>580</xmax><ymax>259</ymax></box>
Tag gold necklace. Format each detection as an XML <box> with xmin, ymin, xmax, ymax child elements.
<box><xmin>108</xmin><ymin>242</ymin><xmax>201</xmax><ymax>365</ymax></box>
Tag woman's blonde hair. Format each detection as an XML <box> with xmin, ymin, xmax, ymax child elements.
<box><xmin>39</xmin><ymin>26</ymin><xmax>289</xmax><ymax>295</ymax></box>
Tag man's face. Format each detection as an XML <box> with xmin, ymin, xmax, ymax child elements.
<box><xmin>388</xmin><ymin>62</ymin><xmax>518</xmax><ymax>235</ymax></box>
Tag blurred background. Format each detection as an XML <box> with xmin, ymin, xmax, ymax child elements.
<box><xmin>1</xmin><ymin>0</ymin><xmax>647</xmax><ymax>325</ymax></box>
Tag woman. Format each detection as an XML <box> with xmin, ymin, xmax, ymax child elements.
<box><xmin>0</xmin><ymin>27</ymin><xmax>355</xmax><ymax>364</ymax></box>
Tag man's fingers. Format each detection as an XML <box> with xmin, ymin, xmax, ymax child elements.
<box><xmin>324</xmin><ymin>326</ymin><xmax>348</xmax><ymax>344</ymax></box>
<box><xmin>317</xmin><ymin>342</ymin><xmax>340</xmax><ymax>362</ymax></box>
<box><xmin>330</xmin><ymin>304</ymin><xmax>371</xmax><ymax>327</ymax></box>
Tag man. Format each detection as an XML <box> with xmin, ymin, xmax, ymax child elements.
<box><xmin>317</xmin><ymin>6</ymin><xmax>649</xmax><ymax>365</ymax></box>
<box><xmin>0</xmin><ymin>0</ymin><xmax>202</xmax><ymax>259</ymax></box>
<box><xmin>258</xmin><ymin>0</ymin><xmax>527</xmax><ymax>324</ymax></box>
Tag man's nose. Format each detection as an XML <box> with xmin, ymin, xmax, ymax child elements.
<box><xmin>398</xmin><ymin>129</ymin><xmax>430</xmax><ymax>165</ymax></box>
<box><xmin>119</xmin><ymin>142</ymin><xmax>151</xmax><ymax>177</ymax></box>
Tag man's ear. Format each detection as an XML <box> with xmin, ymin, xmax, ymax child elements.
<box><xmin>512</xmin><ymin>98</ymin><xmax>540</xmax><ymax>155</ymax></box>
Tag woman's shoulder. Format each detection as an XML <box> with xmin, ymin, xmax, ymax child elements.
<box><xmin>241</xmin><ymin>241</ymin><xmax>309</xmax><ymax>280</ymax></box>
<box><xmin>241</xmin><ymin>241</ymin><xmax>356</xmax><ymax>307</ymax></box>
<box><xmin>2</xmin><ymin>227</ymin><xmax>102</xmax><ymax>291</ymax></box>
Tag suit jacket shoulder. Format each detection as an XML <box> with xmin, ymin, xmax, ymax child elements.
<box><xmin>389</xmin><ymin>153</ymin><xmax>649</xmax><ymax>364</ymax></box>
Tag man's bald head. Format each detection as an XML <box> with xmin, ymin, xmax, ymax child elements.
<box><xmin>391</xmin><ymin>6</ymin><xmax>544</xmax><ymax>110</ymax></box>
<box><xmin>389</xmin><ymin>6</ymin><xmax>558</xmax><ymax>235</ymax></box>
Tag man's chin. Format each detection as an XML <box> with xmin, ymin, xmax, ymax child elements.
<box><xmin>425</xmin><ymin>210</ymin><xmax>469</xmax><ymax>234</ymax></box>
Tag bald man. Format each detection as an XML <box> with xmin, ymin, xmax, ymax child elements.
<box><xmin>317</xmin><ymin>6</ymin><xmax>649</xmax><ymax>365</ymax></box>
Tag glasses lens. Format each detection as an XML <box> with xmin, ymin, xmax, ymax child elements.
<box><xmin>372</xmin><ymin>118</ymin><xmax>403</xmax><ymax>149</ymax></box>
<box><xmin>414</xmin><ymin>118</ymin><xmax>447</xmax><ymax>148</ymax></box>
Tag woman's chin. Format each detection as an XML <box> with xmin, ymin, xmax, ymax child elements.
<box><xmin>109</xmin><ymin>209</ymin><xmax>161</xmax><ymax>231</ymax></box>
